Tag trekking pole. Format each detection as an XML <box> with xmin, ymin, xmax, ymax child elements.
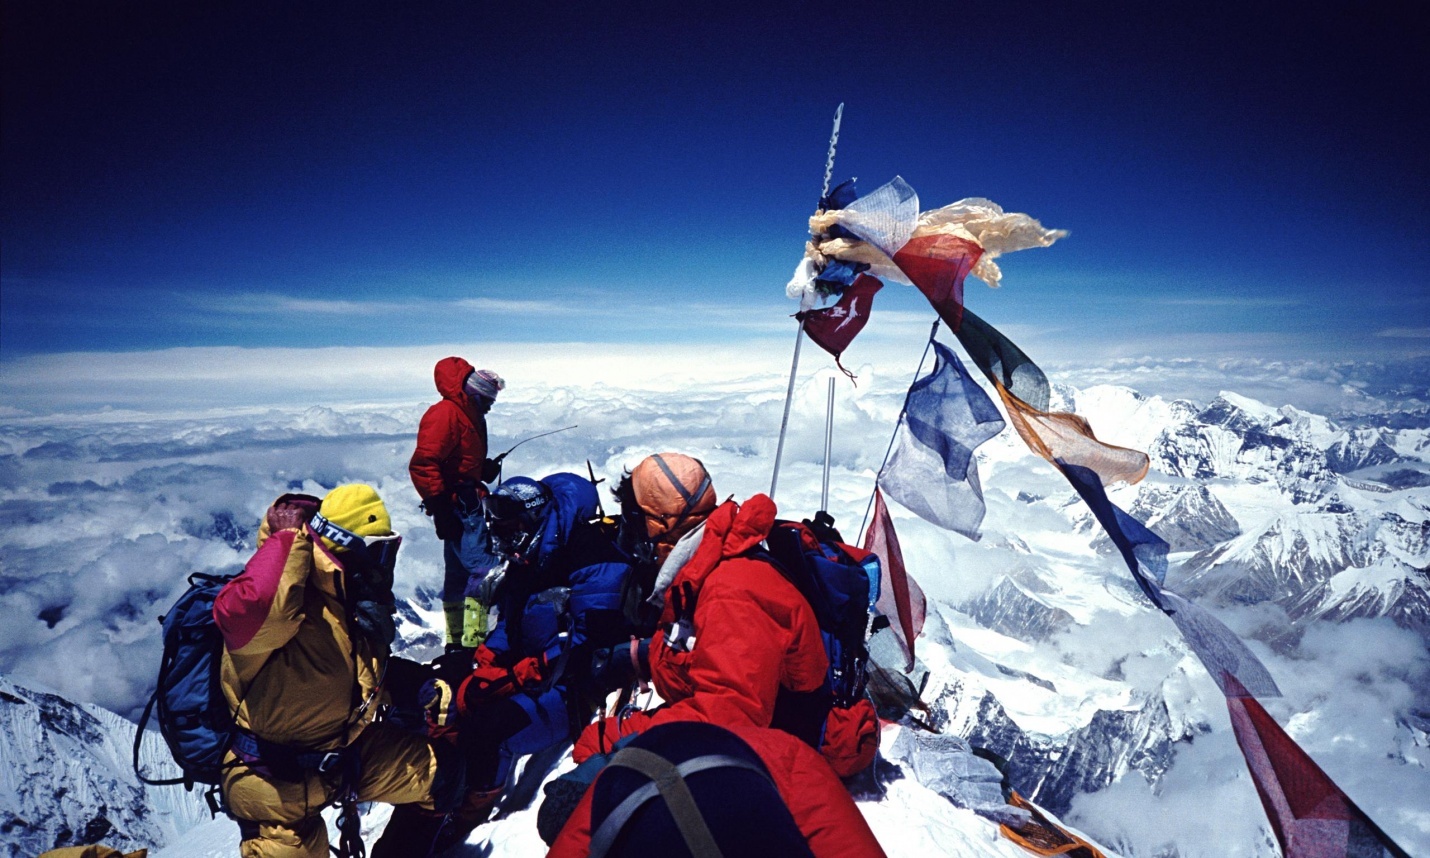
<box><xmin>820</xmin><ymin>376</ymin><xmax>835</xmax><ymax>512</ymax></box>
<box><xmin>857</xmin><ymin>319</ymin><xmax>940</xmax><ymax>543</ymax></box>
<box><xmin>771</xmin><ymin>102</ymin><xmax>844</xmax><ymax>501</ymax></box>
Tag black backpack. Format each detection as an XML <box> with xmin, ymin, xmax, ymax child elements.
<box><xmin>133</xmin><ymin>572</ymin><xmax>236</xmax><ymax>811</ymax></box>
<box><xmin>559</xmin><ymin>722</ymin><xmax>816</xmax><ymax>858</ymax></box>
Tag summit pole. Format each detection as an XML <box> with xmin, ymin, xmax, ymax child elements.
<box><xmin>821</xmin><ymin>376</ymin><xmax>835</xmax><ymax>511</ymax></box>
<box><xmin>771</xmin><ymin>102</ymin><xmax>843</xmax><ymax>500</ymax></box>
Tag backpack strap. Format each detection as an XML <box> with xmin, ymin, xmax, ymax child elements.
<box><xmin>587</xmin><ymin>748</ymin><xmax>771</xmax><ymax>858</ymax></box>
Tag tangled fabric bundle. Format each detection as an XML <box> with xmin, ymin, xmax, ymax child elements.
<box><xmin>789</xmin><ymin>179</ymin><xmax>1068</xmax><ymax>303</ymax></box>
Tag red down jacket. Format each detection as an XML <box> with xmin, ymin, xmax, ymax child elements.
<box><xmin>409</xmin><ymin>356</ymin><xmax>488</xmax><ymax>503</ymax></box>
<box><xmin>575</xmin><ymin>494</ymin><xmax>828</xmax><ymax>760</ymax></box>
<box><xmin>550</xmin><ymin>722</ymin><xmax>887</xmax><ymax>858</ymax></box>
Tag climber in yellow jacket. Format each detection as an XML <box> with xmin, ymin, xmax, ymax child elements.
<box><xmin>213</xmin><ymin>486</ymin><xmax>465</xmax><ymax>858</ymax></box>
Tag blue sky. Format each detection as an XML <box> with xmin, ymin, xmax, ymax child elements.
<box><xmin>3</xmin><ymin>2</ymin><xmax>1427</xmax><ymax>364</ymax></box>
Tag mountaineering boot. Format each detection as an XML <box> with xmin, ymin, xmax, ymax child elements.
<box><xmin>442</xmin><ymin>601</ymin><xmax>466</xmax><ymax>650</ymax></box>
<box><xmin>431</xmin><ymin>786</ymin><xmax>503</xmax><ymax>853</ymax></box>
<box><xmin>371</xmin><ymin>803</ymin><xmax>447</xmax><ymax>858</ymax></box>
<box><xmin>461</xmin><ymin>595</ymin><xmax>489</xmax><ymax>648</ymax></box>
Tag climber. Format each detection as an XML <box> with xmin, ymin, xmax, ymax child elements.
<box><xmin>214</xmin><ymin>486</ymin><xmax>465</xmax><ymax>858</ymax></box>
<box><xmin>409</xmin><ymin>356</ymin><xmax>506</xmax><ymax>654</ymax></box>
<box><xmin>374</xmin><ymin>472</ymin><xmax>633</xmax><ymax>856</ymax></box>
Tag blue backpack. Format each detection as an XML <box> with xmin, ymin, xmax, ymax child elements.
<box><xmin>133</xmin><ymin>572</ymin><xmax>236</xmax><ymax>809</ymax></box>
<box><xmin>761</xmin><ymin>518</ymin><xmax>881</xmax><ymax>744</ymax></box>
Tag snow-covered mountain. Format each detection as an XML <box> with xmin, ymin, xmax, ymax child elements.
<box><xmin>0</xmin><ymin>675</ymin><xmax>209</xmax><ymax>858</ymax></box>
<box><xmin>1</xmin><ymin>371</ymin><xmax>1426</xmax><ymax>856</ymax></box>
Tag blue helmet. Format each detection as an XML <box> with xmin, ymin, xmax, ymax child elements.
<box><xmin>484</xmin><ymin>477</ymin><xmax>552</xmax><ymax>562</ymax></box>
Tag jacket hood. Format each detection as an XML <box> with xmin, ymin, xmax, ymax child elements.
<box><xmin>434</xmin><ymin>356</ymin><xmax>476</xmax><ymax>404</ymax></box>
<box><xmin>664</xmin><ymin>494</ymin><xmax>776</xmax><ymax>602</ymax></box>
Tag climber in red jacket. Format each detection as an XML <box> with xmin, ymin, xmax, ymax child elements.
<box><xmin>409</xmin><ymin>356</ymin><xmax>505</xmax><ymax>653</ymax></box>
<box><xmin>573</xmin><ymin>453</ymin><xmax>828</xmax><ymax>759</ymax></box>
<box><xmin>549</xmin><ymin>720</ymin><xmax>886</xmax><ymax>858</ymax></box>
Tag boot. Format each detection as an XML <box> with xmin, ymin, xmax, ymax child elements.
<box><xmin>442</xmin><ymin>601</ymin><xmax>466</xmax><ymax>651</ymax></box>
<box><xmin>372</xmin><ymin>803</ymin><xmax>446</xmax><ymax>858</ymax></box>
<box><xmin>431</xmin><ymin>787</ymin><xmax>503</xmax><ymax>853</ymax></box>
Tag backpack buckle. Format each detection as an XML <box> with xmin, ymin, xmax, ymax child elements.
<box><xmin>318</xmin><ymin>751</ymin><xmax>343</xmax><ymax>774</ymax></box>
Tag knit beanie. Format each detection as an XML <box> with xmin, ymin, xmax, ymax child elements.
<box><xmin>316</xmin><ymin>484</ymin><xmax>392</xmax><ymax>551</ymax></box>
<box><xmin>464</xmin><ymin>369</ymin><xmax>505</xmax><ymax>402</ymax></box>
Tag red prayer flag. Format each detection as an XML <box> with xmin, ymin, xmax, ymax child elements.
<box><xmin>862</xmin><ymin>488</ymin><xmax>927</xmax><ymax>670</ymax></box>
<box><xmin>1225</xmin><ymin>679</ymin><xmax>1409</xmax><ymax>858</ymax></box>
<box><xmin>796</xmin><ymin>274</ymin><xmax>883</xmax><ymax>380</ymax></box>
<box><xmin>893</xmin><ymin>233</ymin><xmax>982</xmax><ymax>332</ymax></box>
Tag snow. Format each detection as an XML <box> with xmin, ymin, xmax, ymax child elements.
<box><xmin>2</xmin><ymin>364</ymin><xmax>1428</xmax><ymax>856</ymax></box>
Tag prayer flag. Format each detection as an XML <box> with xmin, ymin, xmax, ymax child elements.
<box><xmin>863</xmin><ymin>488</ymin><xmax>926</xmax><ymax>671</ymax></box>
<box><xmin>796</xmin><ymin>274</ymin><xmax>883</xmax><ymax>379</ymax></box>
<box><xmin>1226</xmin><ymin>680</ymin><xmax>1409</xmax><ymax>857</ymax></box>
<box><xmin>879</xmin><ymin>341</ymin><xmax>1005</xmax><ymax>539</ymax></box>
<box><xmin>895</xmin><ymin>233</ymin><xmax>983</xmax><ymax>332</ymax></box>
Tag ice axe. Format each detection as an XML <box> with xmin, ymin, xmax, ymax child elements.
<box><xmin>490</xmin><ymin>424</ymin><xmax>577</xmax><ymax>484</ymax></box>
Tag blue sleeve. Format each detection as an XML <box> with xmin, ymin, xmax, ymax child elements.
<box><xmin>566</xmin><ymin>561</ymin><xmax>629</xmax><ymax>655</ymax></box>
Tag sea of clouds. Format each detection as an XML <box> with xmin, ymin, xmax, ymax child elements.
<box><xmin>2</xmin><ymin>342</ymin><xmax>1427</xmax><ymax>856</ymax></box>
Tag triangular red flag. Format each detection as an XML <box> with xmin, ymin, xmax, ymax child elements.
<box><xmin>1224</xmin><ymin>677</ymin><xmax>1409</xmax><ymax>857</ymax></box>
<box><xmin>893</xmin><ymin>233</ymin><xmax>982</xmax><ymax>332</ymax></box>
<box><xmin>862</xmin><ymin>488</ymin><xmax>926</xmax><ymax>670</ymax></box>
<box><xmin>795</xmin><ymin>274</ymin><xmax>883</xmax><ymax>380</ymax></box>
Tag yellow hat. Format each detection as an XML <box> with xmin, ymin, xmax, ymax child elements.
<box><xmin>316</xmin><ymin>484</ymin><xmax>391</xmax><ymax>551</ymax></box>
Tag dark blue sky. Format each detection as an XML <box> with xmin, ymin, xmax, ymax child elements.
<box><xmin>3</xmin><ymin>2</ymin><xmax>1427</xmax><ymax>360</ymax></box>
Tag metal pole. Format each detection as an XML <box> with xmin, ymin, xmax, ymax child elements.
<box><xmin>771</xmin><ymin>103</ymin><xmax>844</xmax><ymax>501</ymax></box>
<box><xmin>821</xmin><ymin>376</ymin><xmax>835</xmax><ymax>511</ymax></box>
<box><xmin>770</xmin><ymin>319</ymin><xmax>805</xmax><ymax>500</ymax></box>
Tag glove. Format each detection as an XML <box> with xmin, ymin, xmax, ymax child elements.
<box><xmin>352</xmin><ymin>599</ymin><xmax>397</xmax><ymax>648</ymax></box>
<box><xmin>465</xmin><ymin>565</ymin><xmax>505</xmax><ymax>606</ymax></box>
<box><xmin>589</xmin><ymin>638</ymin><xmax>650</xmax><ymax>693</ymax></box>
<box><xmin>804</xmin><ymin>510</ymin><xmax>844</xmax><ymax>544</ymax></box>
<box><xmin>266</xmin><ymin>494</ymin><xmax>317</xmax><ymax>532</ymax></box>
<box><xmin>481</xmin><ymin>455</ymin><xmax>503</xmax><ymax>483</ymax></box>
<box><xmin>511</xmin><ymin>654</ymin><xmax>546</xmax><ymax>689</ymax></box>
<box><xmin>424</xmin><ymin>495</ymin><xmax>462</xmax><ymax>542</ymax></box>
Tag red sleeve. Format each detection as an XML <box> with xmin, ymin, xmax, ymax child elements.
<box><xmin>573</xmin><ymin>710</ymin><xmax>654</xmax><ymax>764</ymax></box>
<box><xmin>648</xmin><ymin>580</ymin><xmax>791</xmax><ymax>730</ymax></box>
<box><xmin>213</xmin><ymin>529</ymin><xmax>298</xmax><ymax>651</ymax></box>
<box><xmin>409</xmin><ymin>401</ymin><xmax>459</xmax><ymax>500</ymax></box>
<box><xmin>762</xmin><ymin>731</ymin><xmax>888</xmax><ymax>858</ymax></box>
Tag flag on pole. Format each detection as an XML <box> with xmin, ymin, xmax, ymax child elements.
<box><xmin>796</xmin><ymin>274</ymin><xmax>883</xmax><ymax>380</ymax></box>
<box><xmin>863</xmin><ymin>488</ymin><xmax>926</xmax><ymax>670</ymax></box>
<box><xmin>879</xmin><ymin>341</ymin><xmax>1006</xmax><ymax>539</ymax></box>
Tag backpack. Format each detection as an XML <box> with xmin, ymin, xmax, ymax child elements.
<box><xmin>133</xmin><ymin>571</ymin><xmax>236</xmax><ymax>808</ymax></box>
<box><xmin>542</xmin><ymin>721</ymin><xmax>816</xmax><ymax>857</ymax></box>
<box><xmin>761</xmin><ymin>517</ymin><xmax>881</xmax><ymax>752</ymax></box>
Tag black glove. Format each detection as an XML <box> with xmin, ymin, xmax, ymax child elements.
<box><xmin>481</xmin><ymin>455</ymin><xmax>504</xmax><ymax>483</ymax></box>
<box><xmin>352</xmin><ymin>599</ymin><xmax>396</xmax><ymax>648</ymax></box>
<box><xmin>424</xmin><ymin>495</ymin><xmax>461</xmax><ymax>541</ymax></box>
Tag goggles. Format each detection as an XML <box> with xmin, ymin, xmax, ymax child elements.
<box><xmin>310</xmin><ymin>512</ymin><xmax>402</xmax><ymax>571</ymax></box>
